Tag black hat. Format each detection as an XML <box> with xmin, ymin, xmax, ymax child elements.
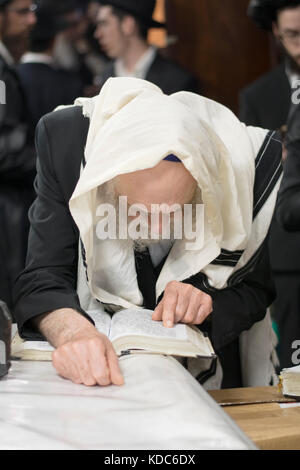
<box><xmin>248</xmin><ymin>0</ymin><xmax>300</xmax><ymax>30</ymax></box>
<box><xmin>30</xmin><ymin>3</ymin><xmax>68</xmax><ymax>43</ymax></box>
<box><xmin>40</xmin><ymin>0</ymin><xmax>81</xmax><ymax>16</ymax></box>
<box><xmin>98</xmin><ymin>0</ymin><xmax>165</xmax><ymax>28</ymax></box>
<box><xmin>0</xmin><ymin>0</ymin><xmax>11</xmax><ymax>8</ymax></box>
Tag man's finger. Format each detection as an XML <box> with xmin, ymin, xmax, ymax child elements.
<box><xmin>52</xmin><ymin>350</ymin><xmax>71</xmax><ymax>380</ymax></box>
<box><xmin>194</xmin><ymin>304</ymin><xmax>211</xmax><ymax>325</ymax></box>
<box><xmin>175</xmin><ymin>289</ymin><xmax>191</xmax><ymax>322</ymax></box>
<box><xmin>106</xmin><ymin>345</ymin><xmax>124</xmax><ymax>386</ymax></box>
<box><xmin>57</xmin><ymin>347</ymin><xmax>83</xmax><ymax>384</ymax></box>
<box><xmin>88</xmin><ymin>339</ymin><xmax>111</xmax><ymax>386</ymax></box>
<box><xmin>181</xmin><ymin>290</ymin><xmax>202</xmax><ymax>324</ymax></box>
<box><xmin>152</xmin><ymin>301</ymin><xmax>163</xmax><ymax>321</ymax></box>
<box><xmin>162</xmin><ymin>289</ymin><xmax>178</xmax><ymax>328</ymax></box>
<box><xmin>72</xmin><ymin>343</ymin><xmax>97</xmax><ymax>386</ymax></box>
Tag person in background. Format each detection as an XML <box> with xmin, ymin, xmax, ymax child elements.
<box><xmin>1</xmin><ymin>0</ymin><xmax>36</xmax><ymax>61</ymax></box>
<box><xmin>95</xmin><ymin>0</ymin><xmax>199</xmax><ymax>94</ymax></box>
<box><xmin>83</xmin><ymin>0</ymin><xmax>110</xmax><ymax>95</ymax></box>
<box><xmin>276</xmin><ymin>105</ymin><xmax>300</xmax><ymax>367</ymax></box>
<box><xmin>18</xmin><ymin>1</ymin><xmax>83</xmax><ymax>130</ymax></box>
<box><xmin>0</xmin><ymin>0</ymin><xmax>36</xmax><ymax>309</ymax></box>
<box><xmin>277</xmin><ymin>104</ymin><xmax>300</xmax><ymax>228</ymax></box>
<box><xmin>240</xmin><ymin>0</ymin><xmax>300</xmax><ymax>369</ymax></box>
<box><xmin>50</xmin><ymin>0</ymin><xmax>96</xmax><ymax>93</ymax></box>
<box><xmin>240</xmin><ymin>0</ymin><xmax>300</xmax><ymax>128</ymax></box>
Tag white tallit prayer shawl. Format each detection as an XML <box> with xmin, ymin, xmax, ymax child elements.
<box><xmin>66</xmin><ymin>77</ymin><xmax>282</xmax><ymax>389</ymax></box>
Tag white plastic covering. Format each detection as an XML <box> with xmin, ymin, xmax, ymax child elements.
<box><xmin>0</xmin><ymin>356</ymin><xmax>255</xmax><ymax>450</ymax></box>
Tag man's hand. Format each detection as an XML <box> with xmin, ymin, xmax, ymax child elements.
<box><xmin>152</xmin><ymin>281</ymin><xmax>212</xmax><ymax>328</ymax></box>
<box><xmin>52</xmin><ymin>331</ymin><xmax>124</xmax><ymax>387</ymax></box>
<box><xmin>35</xmin><ymin>308</ymin><xmax>124</xmax><ymax>387</ymax></box>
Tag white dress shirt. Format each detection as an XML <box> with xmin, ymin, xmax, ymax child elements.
<box><xmin>115</xmin><ymin>46</ymin><xmax>156</xmax><ymax>79</ymax></box>
<box><xmin>20</xmin><ymin>52</ymin><xmax>55</xmax><ymax>66</ymax></box>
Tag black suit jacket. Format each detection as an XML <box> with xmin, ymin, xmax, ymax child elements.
<box><xmin>239</xmin><ymin>63</ymin><xmax>300</xmax><ymax>273</ymax></box>
<box><xmin>13</xmin><ymin>106</ymin><xmax>276</xmax><ymax>387</ymax></box>
<box><xmin>0</xmin><ymin>201</ymin><xmax>10</xmax><ymax>306</ymax></box>
<box><xmin>100</xmin><ymin>51</ymin><xmax>199</xmax><ymax>95</ymax></box>
<box><xmin>17</xmin><ymin>62</ymin><xmax>83</xmax><ymax>131</ymax></box>
<box><xmin>277</xmin><ymin>104</ymin><xmax>300</xmax><ymax>231</ymax></box>
<box><xmin>239</xmin><ymin>63</ymin><xmax>291</xmax><ymax>130</ymax></box>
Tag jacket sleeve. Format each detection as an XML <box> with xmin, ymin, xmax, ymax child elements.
<box><xmin>239</xmin><ymin>89</ymin><xmax>260</xmax><ymax>127</ymax></box>
<box><xmin>13</xmin><ymin>117</ymin><xmax>91</xmax><ymax>340</ymax></box>
<box><xmin>180</xmin><ymin>240</ymin><xmax>276</xmax><ymax>352</ymax></box>
<box><xmin>276</xmin><ymin>105</ymin><xmax>300</xmax><ymax>231</ymax></box>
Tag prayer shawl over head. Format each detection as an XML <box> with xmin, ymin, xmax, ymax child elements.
<box><xmin>67</xmin><ymin>77</ymin><xmax>282</xmax><ymax>388</ymax></box>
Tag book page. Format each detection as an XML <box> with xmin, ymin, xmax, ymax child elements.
<box><xmin>88</xmin><ymin>309</ymin><xmax>111</xmax><ymax>337</ymax></box>
<box><xmin>110</xmin><ymin>308</ymin><xmax>189</xmax><ymax>342</ymax></box>
<box><xmin>282</xmin><ymin>365</ymin><xmax>300</xmax><ymax>374</ymax></box>
<box><xmin>23</xmin><ymin>341</ymin><xmax>54</xmax><ymax>351</ymax></box>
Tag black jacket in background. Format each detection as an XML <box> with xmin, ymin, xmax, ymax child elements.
<box><xmin>17</xmin><ymin>62</ymin><xmax>83</xmax><ymax>131</ymax></box>
<box><xmin>0</xmin><ymin>53</ymin><xmax>36</xmax><ymax>308</ymax></box>
<box><xmin>0</xmin><ymin>201</ymin><xmax>10</xmax><ymax>305</ymax></box>
<box><xmin>239</xmin><ymin>62</ymin><xmax>300</xmax><ymax>273</ymax></box>
<box><xmin>277</xmin><ymin>105</ymin><xmax>300</xmax><ymax>231</ymax></box>
<box><xmin>239</xmin><ymin>63</ymin><xmax>291</xmax><ymax>129</ymax></box>
<box><xmin>100</xmin><ymin>51</ymin><xmax>199</xmax><ymax>95</ymax></box>
<box><xmin>13</xmin><ymin>106</ymin><xmax>276</xmax><ymax>387</ymax></box>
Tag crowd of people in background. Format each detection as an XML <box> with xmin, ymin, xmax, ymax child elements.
<box><xmin>0</xmin><ymin>0</ymin><xmax>197</xmax><ymax>313</ymax></box>
<box><xmin>1</xmin><ymin>0</ymin><xmax>300</xmax><ymax>375</ymax></box>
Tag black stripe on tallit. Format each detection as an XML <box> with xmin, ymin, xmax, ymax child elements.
<box><xmin>224</xmin><ymin>131</ymin><xmax>282</xmax><ymax>282</ymax></box>
<box><xmin>253</xmin><ymin>130</ymin><xmax>283</xmax><ymax>220</ymax></box>
<box><xmin>210</xmin><ymin>130</ymin><xmax>282</xmax><ymax>270</ymax></box>
<box><xmin>79</xmin><ymin>122</ymin><xmax>88</xmax><ymax>281</ymax></box>
<box><xmin>227</xmin><ymin>238</ymin><xmax>267</xmax><ymax>287</ymax></box>
<box><xmin>210</xmin><ymin>249</ymin><xmax>244</xmax><ymax>267</ymax></box>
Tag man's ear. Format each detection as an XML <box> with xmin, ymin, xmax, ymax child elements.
<box><xmin>272</xmin><ymin>21</ymin><xmax>280</xmax><ymax>39</ymax></box>
<box><xmin>121</xmin><ymin>15</ymin><xmax>137</xmax><ymax>37</ymax></box>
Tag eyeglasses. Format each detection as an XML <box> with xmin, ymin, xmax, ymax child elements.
<box><xmin>279</xmin><ymin>30</ymin><xmax>300</xmax><ymax>46</ymax></box>
<box><xmin>7</xmin><ymin>3</ymin><xmax>37</xmax><ymax>16</ymax></box>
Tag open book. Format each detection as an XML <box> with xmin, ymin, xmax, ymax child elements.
<box><xmin>280</xmin><ymin>365</ymin><xmax>300</xmax><ymax>399</ymax></box>
<box><xmin>11</xmin><ymin>308</ymin><xmax>216</xmax><ymax>361</ymax></box>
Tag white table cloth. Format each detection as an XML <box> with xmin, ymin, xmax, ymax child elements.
<box><xmin>0</xmin><ymin>355</ymin><xmax>256</xmax><ymax>450</ymax></box>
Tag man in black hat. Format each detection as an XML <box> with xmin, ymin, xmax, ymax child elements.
<box><xmin>240</xmin><ymin>1</ymin><xmax>300</xmax><ymax>369</ymax></box>
<box><xmin>240</xmin><ymin>0</ymin><xmax>300</xmax><ymax>129</ymax></box>
<box><xmin>94</xmin><ymin>0</ymin><xmax>198</xmax><ymax>95</ymax></box>
<box><xmin>0</xmin><ymin>0</ymin><xmax>36</xmax><ymax>309</ymax></box>
<box><xmin>17</xmin><ymin>1</ymin><xmax>83</xmax><ymax>129</ymax></box>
